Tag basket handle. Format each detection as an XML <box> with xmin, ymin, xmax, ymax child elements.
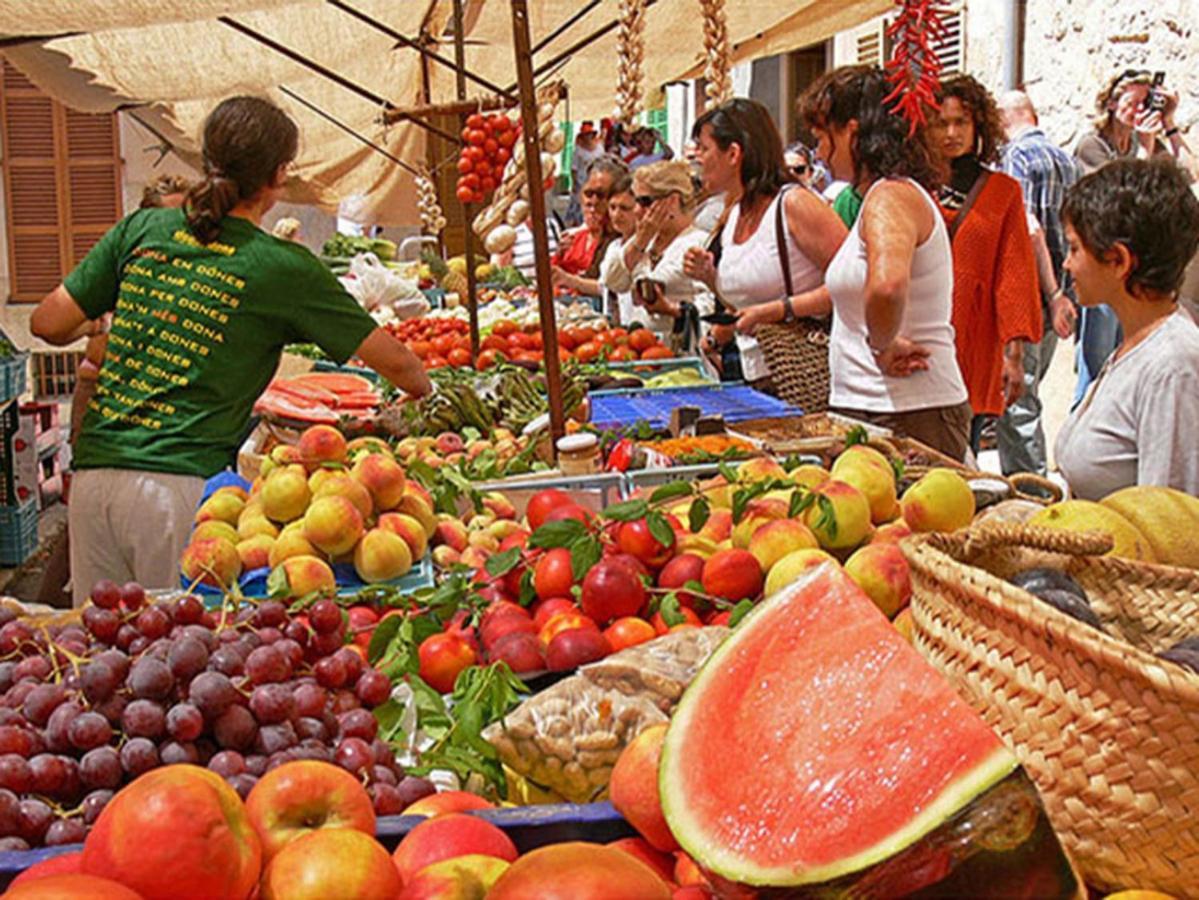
<box><xmin>960</xmin><ymin>521</ymin><xmax>1114</xmax><ymax>557</ymax></box>
<box><xmin>1007</xmin><ymin>472</ymin><xmax>1064</xmax><ymax>504</ymax></box>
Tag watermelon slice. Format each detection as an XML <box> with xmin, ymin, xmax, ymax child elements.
<box><xmin>660</xmin><ymin>563</ymin><xmax>1021</xmax><ymax>890</ymax></box>
<box><xmin>291</xmin><ymin>372</ymin><xmax>375</xmax><ymax>395</ymax></box>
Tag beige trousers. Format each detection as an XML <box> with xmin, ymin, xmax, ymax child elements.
<box><xmin>69</xmin><ymin>468</ymin><xmax>205</xmax><ymax>607</ymax></box>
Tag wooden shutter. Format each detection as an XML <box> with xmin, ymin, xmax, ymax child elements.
<box><xmin>855</xmin><ymin>21</ymin><xmax>885</xmax><ymax>67</ymax></box>
<box><xmin>932</xmin><ymin>6</ymin><xmax>965</xmax><ymax>76</ymax></box>
<box><xmin>1</xmin><ymin>61</ymin><xmax>122</xmax><ymax>302</ymax></box>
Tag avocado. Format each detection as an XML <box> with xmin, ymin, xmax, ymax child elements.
<box><xmin>1159</xmin><ymin>636</ymin><xmax>1199</xmax><ymax>674</ymax></box>
<box><xmin>1032</xmin><ymin>589</ymin><xmax>1105</xmax><ymax>632</ymax></box>
<box><xmin>1009</xmin><ymin>568</ymin><xmax>1088</xmax><ymax>603</ymax></box>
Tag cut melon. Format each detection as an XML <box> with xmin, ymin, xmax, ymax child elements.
<box><xmin>660</xmin><ymin>563</ymin><xmax>1021</xmax><ymax>889</ymax></box>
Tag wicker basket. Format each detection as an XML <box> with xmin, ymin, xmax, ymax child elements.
<box><xmin>901</xmin><ymin>522</ymin><xmax>1199</xmax><ymax>895</ymax></box>
<box><xmin>754</xmin><ymin>320</ymin><xmax>829</xmax><ymax>414</ymax></box>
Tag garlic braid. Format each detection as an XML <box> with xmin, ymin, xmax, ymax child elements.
<box><xmin>700</xmin><ymin>0</ymin><xmax>731</xmax><ymax>110</ymax></box>
<box><xmin>614</xmin><ymin>0</ymin><xmax>647</xmax><ymax>125</ymax></box>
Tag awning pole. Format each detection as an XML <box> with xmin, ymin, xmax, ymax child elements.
<box><xmin>453</xmin><ymin>0</ymin><xmax>482</xmax><ymax>363</ymax></box>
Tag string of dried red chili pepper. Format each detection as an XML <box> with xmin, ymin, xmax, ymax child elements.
<box><xmin>884</xmin><ymin>0</ymin><xmax>949</xmax><ymax>135</ymax></box>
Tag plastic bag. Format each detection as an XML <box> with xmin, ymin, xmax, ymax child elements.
<box><xmin>341</xmin><ymin>253</ymin><xmax>423</xmax><ymax>312</ymax></box>
<box><xmin>483</xmin><ymin>627</ymin><xmax>730</xmax><ymax>802</ymax></box>
<box><xmin>581</xmin><ymin>625</ymin><xmax>730</xmax><ymax>713</ymax></box>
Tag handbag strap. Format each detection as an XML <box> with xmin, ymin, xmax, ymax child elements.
<box><xmin>774</xmin><ymin>186</ymin><xmax>794</xmax><ymax>297</ymax></box>
<box><xmin>947</xmin><ymin>169</ymin><xmax>992</xmax><ymax>241</ymax></box>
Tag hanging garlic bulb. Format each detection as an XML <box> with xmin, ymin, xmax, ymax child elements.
<box><xmin>614</xmin><ymin>0</ymin><xmax>647</xmax><ymax>125</ymax></box>
<box><xmin>414</xmin><ymin>166</ymin><xmax>444</xmax><ymax>236</ymax></box>
<box><xmin>700</xmin><ymin>0</ymin><xmax>732</xmax><ymax>110</ymax></box>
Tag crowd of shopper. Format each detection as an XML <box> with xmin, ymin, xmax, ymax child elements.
<box><xmin>547</xmin><ymin>64</ymin><xmax>1199</xmax><ymax>496</ymax></box>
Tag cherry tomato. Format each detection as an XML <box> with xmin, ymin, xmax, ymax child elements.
<box><xmin>475</xmin><ymin>160</ymin><xmax>492</xmax><ymax>178</ymax></box>
<box><xmin>495</xmin><ymin>147</ymin><xmax>511</xmax><ymax>165</ymax></box>
<box><xmin>466</xmin><ymin>112</ymin><xmax>485</xmax><ymax>130</ymax></box>
<box><xmin>484</xmin><ymin>138</ymin><xmax>499</xmax><ymax>156</ymax></box>
<box><xmin>471</xmin><ymin>190</ymin><xmax>486</xmax><ymax>204</ymax></box>
<box><xmin>467</xmin><ymin>129</ymin><xmax>486</xmax><ymax>146</ymax></box>
<box><xmin>461</xmin><ymin>173</ymin><xmax>480</xmax><ymax>190</ymax></box>
<box><xmin>480</xmin><ymin>176</ymin><xmax>497</xmax><ymax>193</ymax></box>
<box><xmin>465</xmin><ymin>145</ymin><xmax>485</xmax><ymax>163</ymax></box>
<box><xmin>456</xmin><ymin>185</ymin><xmax>473</xmax><ymax>203</ymax></box>
<box><xmin>498</xmin><ymin>130</ymin><xmax>517</xmax><ymax>148</ymax></box>
<box><xmin>456</xmin><ymin>157</ymin><xmax>473</xmax><ymax>174</ymax></box>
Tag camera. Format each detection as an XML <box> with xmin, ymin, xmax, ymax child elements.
<box><xmin>1145</xmin><ymin>71</ymin><xmax>1167</xmax><ymax>113</ymax></box>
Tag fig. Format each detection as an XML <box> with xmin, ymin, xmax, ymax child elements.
<box><xmin>1034</xmin><ymin>589</ymin><xmax>1104</xmax><ymax>631</ymax></box>
<box><xmin>1158</xmin><ymin>636</ymin><xmax>1199</xmax><ymax>674</ymax></box>
<box><xmin>1009</xmin><ymin>568</ymin><xmax>1088</xmax><ymax>603</ymax></box>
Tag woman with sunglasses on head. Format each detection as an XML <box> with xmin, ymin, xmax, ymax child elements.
<box><xmin>551</xmin><ymin>156</ymin><xmax>624</xmax><ymax>297</ymax></box>
<box><xmin>31</xmin><ymin>95</ymin><xmax>431</xmax><ymax>605</ymax></box>
<box><xmin>682</xmin><ymin>98</ymin><xmax>847</xmax><ymax>394</ymax></box>
<box><xmin>796</xmin><ymin>66</ymin><xmax>973</xmax><ymax>460</ymax></box>
<box><xmin>617</xmin><ymin>161</ymin><xmax>715</xmax><ymax>351</ymax></box>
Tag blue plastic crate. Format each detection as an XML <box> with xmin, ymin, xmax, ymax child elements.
<box><xmin>0</xmin><ymin>350</ymin><xmax>27</xmax><ymax>407</ymax></box>
<box><xmin>589</xmin><ymin>383</ymin><xmax>802</xmax><ymax>431</ymax></box>
<box><xmin>0</xmin><ymin>802</ymin><xmax>635</xmax><ymax>887</ymax></box>
<box><xmin>0</xmin><ymin>496</ymin><xmax>37</xmax><ymax>566</ymax></box>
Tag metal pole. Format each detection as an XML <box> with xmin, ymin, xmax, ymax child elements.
<box><xmin>278</xmin><ymin>86</ymin><xmax>421</xmax><ymax>175</ymax></box>
<box><xmin>452</xmin><ymin>0</ymin><xmax>481</xmax><ymax>363</ymax></box>
<box><xmin>510</xmin><ymin>0</ymin><xmax>565</xmax><ymax>445</ymax></box>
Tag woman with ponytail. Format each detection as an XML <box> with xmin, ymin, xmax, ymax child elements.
<box><xmin>32</xmin><ymin>96</ymin><xmax>431</xmax><ymax>605</ymax></box>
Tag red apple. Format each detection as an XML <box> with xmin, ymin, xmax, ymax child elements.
<box><xmin>245</xmin><ymin>760</ymin><xmax>376</xmax><ymax>861</ymax></box>
<box><xmin>392</xmin><ymin>813</ymin><xmax>518</xmax><ymax>885</ymax></box>
<box><xmin>260</xmin><ymin>826</ymin><xmax>400</xmax><ymax>900</ymax></box>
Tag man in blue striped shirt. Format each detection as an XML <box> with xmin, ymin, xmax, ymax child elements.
<box><xmin>996</xmin><ymin>90</ymin><xmax>1081</xmax><ymax>475</ymax></box>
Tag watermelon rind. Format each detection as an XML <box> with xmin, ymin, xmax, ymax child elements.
<box><xmin>659</xmin><ymin>562</ymin><xmax>1018</xmax><ymax>888</ymax></box>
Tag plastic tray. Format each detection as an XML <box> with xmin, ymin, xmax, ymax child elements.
<box><xmin>0</xmin><ymin>802</ymin><xmax>634</xmax><ymax>886</ymax></box>
<box><xmin>623</xmin><ymin>462</ymin><xmax>725</xmax><ymax>492</ymax></box>
<box><xmin>0</xmin><ymin>496</ymin><xmax>37</xmax><ymax>567</ymax></box>
<box><xmin>468</xmin><ymin>472</ymin><xmax>627</xmax><ymax>520</ymax></box>
<box><xmin>589</xmin><ymin>384</ymin><xmax>803</xmax><ymax>431</ymax></box>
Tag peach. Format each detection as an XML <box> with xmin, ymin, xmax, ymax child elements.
<box><xmin>698</xmin><ymin>474</ymin><xmax>733</xmax><ymax>509</ymax></box>
<box><xmin>401</xmin><ymin>790</ymin><xmax>494</xmax><ymax>818</ymax></box>
<box><xmin>261</xmin><ymin>467</ymin><xmax>312</xmax><ymax>523</ymax></box>
<box><xmin>434</xmin><ymin>517</ymin><xmax>470</xmax><ymax>553</ymax></box>
<box><xmin>901</xmin><ymin>468</ymin><xmax>976</xmax><ymax>533</ymax></box>
<box><xmin>377</xmin><ymin>512</ymin><xmax>429</xmax><ymax>560</ymax></box>
<box><xmin>213</xmin><ymin>485</ymin><xmax>249</xmax><ymax>503</ymax></box>
<box><xmin>676</xmin><ymin>533</ymin><xmax>719</xmax><ymax>559</ymax></box>
<box><xmin>346</xmin><ymin>436</ymin><xmax>393</xmax><ymax>460</ymax></box>
<box><xmin>260</xmin><ymin>827</ymin><xmax>399</xmax><ymax>900</ymax></box>
<box><xmin>748</xmin><ymin>518</ymin><xmax>819</xmax><ymax>574</ymax></box>
<box><xmin>351</xmin><ymin>453</ymin><xmax>407</xmax><ymax>512</ymax></box>
<box><xmin>268</xmin><ymin>530</ymin><xmax>319</xmax><ymax>568</ymax></box>
<box><xmin>193</xmin><ymin>519</ymin><xmax>240</xmax><ymax>546</ymax></box>
<box><xmin>298</xmin><ymin>424</ymin><xmax>348</xmax><ymax>470</ymax></box>
<box><xmin>871</xmin><ymin>520</ymin><xmax>913</xmax><ymax>545</ymax></box>
<box><xmin>700</xmin><ymin>548</ymin><xmax>764</xmax><ymax>602</ymax></box>
<box><xmin>488</xmin><ymin>842</ymin><xmax>671</xmax><ymax>900</ymax></box>
<box><xmin>398</xmin><ymin>491</ymin><xmax>438</xmax><ymax>540</ymax></box>
<box><xmin>610</xmin><ymin>723</ymin><xmax>677</xmax><ymax>851</ymax></box>
<box><xmin>302</xmin><ymin>495</ymin><xmax>365</xmax><ymax>557</ymax></box>
<box><xmin>180</xmin><ymin>537</ymin><xmax>242</xmax><ymax>588</ymax></box>
<box><xmin>893</xmin><ymin>607</ymin><xmax>916</xmax><ymax>642</ymax></box>
<box><xmin>832</xmin><ymin>445</ymin><xmax>899</xmax><ymax>524</ymax></box>
<box><xmin>312</xmin><ymin>472</ymin><xmax>373</xmax><ymax>520</ymax></box>
<box><xmin>399</xmin><ymin>855</ymin><xmax>510</xmax><ymax>900</ymax></box>
<box><xmin>731</xmin><ymin>498</ymin><xmax>790</xmax><ymax>548</ymax></box>
<box><xmin>482</xmin><ymin>492</ymin><xmax>517</xmax><ymax>521</ymax></box>
<box><xmin>353</xmin><ymin>528</ymin><xmax>413</xmax><ymax>583</ymax></box>
<box><xmin>4</xmin><ymin>874</ymin><xmax>145</xmax><ymax>899</ymax></box>
<box><xmin>736</xmin><ymin>457</ymin><xmax>787</xmax><ymax>483</ymax></box>
<box><xmin>245</xmin><ymin>760</ymin><xmax>375</xmax><ymax>861</ymax></box>
<box><xmin>763</xmin><ymin>547</ymin><xmax>838</xmax><ymax>596</ymax></box>
<box><xmin>697</xmin><ymin>507</ymin><xmax>733</xmax><ymax>542</ymax></box>
<box><xmin>608</xmin><ymin>837</ymin><xmax>676</xmax><ymax>884</ymax></box>
<box><xmin>238</xmin><ymin>514</ymin><xmax>279</xmax><ymax>541</ymax></box>
<box><xmin>392</xmin><ymin>813</ymin><xmax>518</xmax><ymax>884</ymax></box>
<box><xmin>237</xmin><ymin>535</ymin><xmax>275</xmax><ymax>572</ymax></box>
<box><xmin>270</xmin><ymin>444</ymin><xmax>304</xmax><ymax>466</ymax></box>
<box><xmin>459</xmin><ymin>546</ymin><xmax>491</xmax><ymax>569</ymax></box>
<box><xmin>436</xmin><ymin>432</ymin><xmax>465</xmax><ymax>455</ymax></box>
<box><xmin>194</xmin><ymin>492</ymin><xmax>245</xmax><ymax>526</ymax></box>
<box><xmin>7</xmin><ymin>850</ymin><xmax>82</xmax><ymax>887</ymax></box>
<box><xmin>271</xmin><ymin>555</ymin><xmax>336</xmax><ymax>598</ymax></box>
<box><xmin>844</xmin><ymin>542</ymin><xmax>912</xmax><ymax>618</ymax></box>
<box><xmin>431</xmin><ymin>545</ymin><xmax>461</xmax><ymax>568</ymax></box>
<box><xmin>788</xmin><ymin>463</ymin><xmax>831</xmax><ymax>490</ymax></box>
<box><xmin>487</xmin><ymin>518</ymin><xmax>526</xmax><ymax>541</ymax></box>
<box><xmin>803</xmin><ymin>479</ymin><xmax>872</xmax><ymax>550</ymax></box>
<box><xmin>307</xmin><ymin>465</ymin><xmax>346</xmax><ymax>493</ymax></box>
<box><xmin>468</xmin><ymin>530</ymin><xmax>501</xmax><ymax>553</ymax></box>
<box><xmin>82</xmin><ymin>765</ymin><xmax>262</xmax><ymax>900</ymax></box>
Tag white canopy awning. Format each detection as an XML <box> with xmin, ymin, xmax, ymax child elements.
<box><xmin>0</xmin><ymin>0</ymin><xmax>889</xmax><ymax>223</ymax></box>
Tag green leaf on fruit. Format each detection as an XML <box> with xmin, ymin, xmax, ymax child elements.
<box><xmin>788</xmin><ymin>489</ymin><xmax>808</xmax><ymax>519</ymax></box>
<box><xmin>890</xmin><ymin>456</ymin><xmax>905</xmax><ymax>482</ymax></box>
<box><xmin>649</xmin><ymin>481</ymin><xmax>693</xmax><ymax>504</ymax></box>
<box><xmin>717</xmin><ymin>461</ymin><xmax>738</xmax><ymax>484</ymax></box>
<box><xmin>845</xmin><ymin>425</ymin><xmax>868</xmax><ymax>447</ymax></box>
<box><xmin>518</xmin><ymin>568</ymin><xmax>537</xmax><ymax>607</ymax></box>
<box><xmin>688</xmin><ymin>496</ymin><xmax>710</xmax><ymax>533</ymax></box>
<box><xmin>367</xmin><ymin>612</ymin><xmax>404</xmax><ymax>664</ymax></box>
<box><xmin>659</xmin><ymin>592</ymin><xmax>685</xmax><ymax>627</ymax></box>
<box><xmin>265</xmin><ymin>565</ymin><xmax>290</xmax><ymax>599</ymax></box>
<box><xmin>484</xmin><ymin>547</ymin><xmax>522</xmax><ymax>578</ymax></box>
<box><xmin>645</xmin><ymin>511</ymin><xmax>675</xmax><ymax>549</ymax></box>
<box><xmin>602</xmin><ymin>498</ymin><xmax>649</xmax><ymax>522</ymax></box>
<box><xmin>815</xmin><ymin>494</ymin><xmax>838</xmax><ymax>540</ymax></box>
<box><xmin>569</xmin><ymin>535</ymin><xmax>603</xmax><ymax>581</ymax></box>
<box><xmin>728</xmin><ymin>599</ymin><xmax>755</xmax><ymax>628</ymax></box>
<box><xmin>683</xmin><ymin>579</ymin><xmax>706</xmax><ymax>595</ymax></box>
<box><xmin>528</xmin><ymin>519</ymin><xmax>587</xmax><ymax>549</ymax></box>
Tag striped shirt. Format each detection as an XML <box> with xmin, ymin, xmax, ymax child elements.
<box><xmin>1001</xmin><ymin>126</ymin><xmax>1081</xmax><ymax>292</ymax></box>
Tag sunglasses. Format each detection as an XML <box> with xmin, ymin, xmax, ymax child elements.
<box><xmin>791</xmin><ymin>164</ymin><xmax>809</xmax><ymax>175</ymax></box>
<box><xmin>634</xmin><ymin>193</ymin><xmax>669</xmax><ymax>208</ymax></box>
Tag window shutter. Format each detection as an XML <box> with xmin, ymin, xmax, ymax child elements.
<box><xmin>1</xmin><ymin>61</ymin><xmax>122</xmax><ymax>302</ymax></box>
<box><xmin>932</xmin><ymin>6</ymin><xmax>965</xmax><ymax>76</ymax></box>
<box><xmin>855</xmin><ymin>22</ymin><xmax>885</xmax><ymax>67</ymax></box>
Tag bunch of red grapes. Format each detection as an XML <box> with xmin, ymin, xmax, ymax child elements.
<box><xmin>0</xmin><ymin>581</ymin><xmax>434</xmax><ymax>850</ymax></box>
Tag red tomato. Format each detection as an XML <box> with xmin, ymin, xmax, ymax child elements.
<box><xmin>465</xmin><ymin>145</ymin><xmax>485</xmax><ymax>163</ymax></box>
<box><xmin>609</xmin><ymin>346</ymin><xmax>637</xmax><ymax>362</ymax></box>
<box><xmin>467</xmin><ymin>128</ymin><xmax>486</xmax><ymax>146</ymax></box>
<box><xmin>491</xmin><ymin>115</ymin><xmax>512</xmax><ymax>132</ymax></box>
<box><xmin>629</xmin><ymin>329</ymin><xmax>656</xmax><ymax>352</ymax></box>
<box><xmin>480</xmin><ymin>176</ymin><xmax>497</xmax><ymax>193</ymax></box>
<box><xmin>492</xmin><ymin>319</ymin><xmax>518</xmax><ymax>337</ymax></box>
<box><xmin>447</xmin><ymin>347</ymin><xmax>472</xmax><ymax>368</ymax></box>
<box><xmin>574</xmin><ymin>341</ymin><xmax>602</xmax><ymax>363</ymax></box>
<box><xmin>456</xmin><ymin>185</ymin><xmax>473</xmax><ymax>203</ymax></box>
<box><xmin>483</xmin><ymin>138</ymin><xmax>499</xmax><ymax>156</ymax></box>
<box><xmin>466</xmin><ymin>112</ymin><xmax>485</xmax><ymax>130</ymax></box>
<box><xmin>640</xmin><ymin>346</ymin><xmax>673</xmax><ymax>360</ymax></box>
<box><xmin>573</xmin><ymin>326</ymin><xmax>597</xmax><ymax>345</ymax></box>
<box><xmin>425</xmin><ymin>354</ymin><xmax>448</xmax><ymax>369</ymax></box>
<box><xmin>461</xmin><ymin>173</ymin><xmax>481</xmax><ymax>190</ymax></box>
<box><xmin>495</xmin><ymin>147</ymin><xmax>511</xmax><ymax>165</ymax></box>
<box><xmin>498</xmin><ymin>130</ymin><xmax>517</xmax><ymax>148</ymax></box>
<box><xmin>557</xmin><ymin>329</ymin><xmax>576</xmax><ymax>350</ymax></box>
<box><xmin>481</xmin><ymin>334</ymin><xmax>507</xmax><ymax>352</ymax></box>
<box><xmin>476</xmin><ymin>348</ymin><xmax>507</xmax><ymax>369</ymax></box>
<box><xmin>456</xmin><ymin>156</ymin><xmax>473</xmax><ymax>174</ymax></box>
<box><xmin>475</xmin><ymin>160</ymin><xmax>493</xmax><ymax>178</ymax></box>
<box><xmin>432</xmin><ymin>334</ymin><xmax>455</xmax><ymax>355</ymax></box>
<box><xmin>409</xmin><ymin>340</ymin><xmax>432</xmax><ymax>358</ymax></box>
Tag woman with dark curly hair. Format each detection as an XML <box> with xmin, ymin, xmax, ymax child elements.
<box><xmin>795</xmin><ymin>66</ymin><xmax>973</xmax><ymax>460</ymax></box>
<box><xmin>931</xmin><ymin>74</ymin><xmax>1041</xmax><ymax>456</ymax></box>
<box><xmin>1055</xmin><ymin>158</ymin><xmax>1199</xmax><ymax>498</ymax></box>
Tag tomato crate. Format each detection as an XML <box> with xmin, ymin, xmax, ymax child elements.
<box><xmin>0</xmin><ymin>335</ymin><xmax>27</xmax><ymax>407</ymax></box>
<box><xmin>0</xmin><ymin>496</ymin><xmax>38</xmax><ymax>567</ymax></box>
<box><xmin>30</xmin><ymin>349</ymin><xmax>84</xmax><ymax>400</ymax></box>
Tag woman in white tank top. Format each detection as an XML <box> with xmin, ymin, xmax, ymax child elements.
<box><xmin>793</xmin><ymin>66</ymin><xmax>973</xmax><ymax>461</ymax></box>
<box><xmin>681</xmin><ymin>99</ymin><xmax>847</xmax><ymax>387</ymax></box>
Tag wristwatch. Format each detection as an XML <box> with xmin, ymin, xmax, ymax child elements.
<box><xmin>780</xmin><ymin>296</ymin><xmax>796</xmax><ymax>323</ymax></box>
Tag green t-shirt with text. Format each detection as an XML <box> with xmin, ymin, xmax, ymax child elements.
<box><xmin>64</xmin><ymin>208</ymin><xmax>377</xmax><ymax>477</ymax></box>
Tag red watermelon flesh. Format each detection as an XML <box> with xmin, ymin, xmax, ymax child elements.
<box><xmin>291</xmin><ymin>372</ymin><xmax>375</xmax><ymax>395</ymax></box>
<box><xmin>660</xmin><ymin>562</ymin><xmax>1016</xmax><ymax>888</ymax></box>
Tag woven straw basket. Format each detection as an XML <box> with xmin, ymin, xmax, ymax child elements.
<box><xmin>901</xmin><ymin>522</ymin><xmax>1199</xmax><ymax>896</ymax></box>
<box><xmin>755</xmin><ymin>320</ymin><xmax>830</xmax><ymax>414</ymax></box>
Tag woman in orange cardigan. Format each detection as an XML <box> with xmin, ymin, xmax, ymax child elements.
<box><xmin>932</xmin><ymin>75</ymin><xmax>1042</xmax><ymax>454</ymax></box>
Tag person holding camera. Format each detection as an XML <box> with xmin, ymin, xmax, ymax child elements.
<box><xmin>1055</xmin><ymin>158</ymin><xmax>1199</xmax><ymax>499</ymax></box>
<box><xmin>1072</xmin><ymin>70</ymin><xmax>1193</xmax><ymax>406</ymax></box>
